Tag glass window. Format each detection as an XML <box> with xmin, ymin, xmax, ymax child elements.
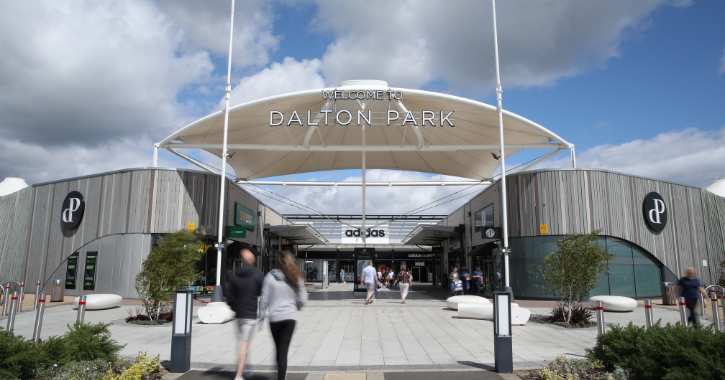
<box><xmin>608</xmin><ymin>264</ymin><xmax>636</xmax><ymax>296</ymax></box>
<box><xmin>589</xmin><ymin>268</ymin><xmax>610</xmax><ymax>296</ymax></box>
<box><xmin>607</xmin><ymin>238</ymin><xmax>632</xmax><ymax>259</ymax></box>
<box><xmin>631</xmin><ymin>245</ymin><xmax>648</xmax><ymax>260</ymax></box>
<box><xmin>635</xmin><ymin>265</ymin><xmax>662</xmax><ymax>297</ymax></box>
<box><xmin>475</xmin><ymin>204</ymin><xmax>494</xmax><ymax>231</ymax></box>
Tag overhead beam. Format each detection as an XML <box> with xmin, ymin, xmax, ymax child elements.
<box><xmin>238</xmin><ymin>180</ymin><xmax>492</xmax><ymax>187</ymax></box>
<box><xmin>164</xmin><ymin>142</ymin><xmax>565</xmax><ymax>152</ymax></box>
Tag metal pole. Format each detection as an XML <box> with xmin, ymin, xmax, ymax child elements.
<box><xmin>17</xmin><ymin>282</ymin><xmax>24</xmax><ymax>312</ymax></box>
<box><xmin>491</xmin><ymin>0</ymin><xmax>513</xmax><ymax>301</ymax></box>
<box><xmin>34</xmin><ymin>281</ymin><xmax>40</xmax><ymax>310</ymax></box>
<box><xmin>721</xmin><ymin>293</ymin><xmax>725</xmax><ymax>328</ymax></box>
<box><xmin>679</xmin><ymin>296</ymin><xmax>688</xmax><ymax>326</ymax></box>
<box><xmin>6</xmin><ymin>292</ymin><xmax>18</xmax><ymax>332</ymax></box>
<box><xmin>362</xmin><ymin>124</ymin><xmax>366</xmax><ymax>246</ymax></box>
<box><xmin>212</xmin><ymin>0</ymin><xmax>236</xmax><ymax>303</ymax></box>
<box><xmin>33</xmin><ymin>294</ymin><xmax>46</xmax><ymax>344</ymax></box>
<box><xmin>711</xmin><ymin>294</ymin><xmax>721</xmax><ymax>332</ymax></box>
<box><xmin>1</xmin><ymin>284</ymin><xmax>7</xmax><ymax>317</ymax></box>
<box><xmin>596</xmin><ymin>300</ymin><xmax>605</xmax><ymax>335</ymax></box>
<box><xmin>570</xmin><ymin>145</ymin><xmax>576</xmax><ymax>168</ymax></box>
<box><xmin>153</xmin><ymin>143</ymin><xmax>159</xmax><ymax>167</ymax></box>
<box><xmin>644</xmin><ymin>299</ymin><xmax>653</xmax><ymax>329</ymax></box>
<box><xmin>699</xmin><ymin>292</ymin><xmax>706</xmax><ymax>317</ymax></box>
<box><xmin>76</xmin><ymin>295</ymin><xmax>87</xmax><ymax>324</ymax></box>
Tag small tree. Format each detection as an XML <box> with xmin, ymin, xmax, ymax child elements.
<box><xmin>135</xmin><ymin>229</ymin><xmax>205</xmax><ymax>320</ymax></box>
<box><xmin>717</xmin><ymin>259</ymin><xmax>725</xmax><ymax>288</ymax></box>
<box><xmin>539</xmin><ymin>231</ymin><xmax>613</xmax><ymax>324</ymax></box>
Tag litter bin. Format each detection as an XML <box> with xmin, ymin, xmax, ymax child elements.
<box><xmin>50</xmin><ymin>280</ymin><xmax>65</xmax><ymax>302</ymax></box>
<box><xmin>661</xmin><ymin>282</ymin><xmax>676</xmax><ymax>305</ymax></box>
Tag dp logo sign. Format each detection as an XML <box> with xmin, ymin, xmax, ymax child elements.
<box><xmin>643</xmin><ymin>192</ymin><xmax>667</xmax><ymax>232</ymax></box>
<box><xmin>61</xmin><ymin>191</ymin><xmax>85</xmax><ymax>230</ymax></box>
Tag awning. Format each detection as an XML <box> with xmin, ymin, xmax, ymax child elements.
<box><xmin>268</xmin><ymin>225</ymin><xmax>328</xmax><ymax>245</ymax></box>
<box><xmin>467</xmin><ymin>241</ymin><xmax>499</xmax><ymax>257</ymax></box>
<box><xmin>402</xmin><ymin>225</ymin><xmax>459</xmax><ymax>245</ymax></box>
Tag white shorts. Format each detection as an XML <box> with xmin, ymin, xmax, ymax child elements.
<box><xmin>237</xmin><ymin>318</ymin><xmax>256</xmax><ymax>340</ymax></box>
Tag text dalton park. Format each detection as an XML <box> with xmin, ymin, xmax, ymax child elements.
<box><xmin>269</xmin><ymin>90</ymin><xmax>455</xmax><ymax>127</ymax></box>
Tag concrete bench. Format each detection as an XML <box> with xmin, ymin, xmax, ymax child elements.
<box><xmin>197</xmin><ymin>302</ymin><xmax>236</xmax><ymax>324</ymax></box>
<box><xmin>446</xmin><ymin>295</ymin><xmax>491</xmax><ymax>310</ymax></box>
<box><xmin>588</xmin><ymin>295</ymin><xmax>637</xmax><ymax>312</ymax></box>
<box><xmin>73</xmin><ymin>294</ymin><xmax>122</xmax><ymax>310</ymax></box>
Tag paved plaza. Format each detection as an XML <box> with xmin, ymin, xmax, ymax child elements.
<box><xmin>7</xmin><ymin>283</ymin><xmax>718</xmax><ymax>377</ymax></box>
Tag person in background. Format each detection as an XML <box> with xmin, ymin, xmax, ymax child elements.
<box><xmin>472</xmin><ymin>265</ymin><xmax>484</xmax><ymax>296</ymax></box>
<box><xmin>677</xmin><ymin>267</ymin><xmax>709</xmax><ymax>326</ymax></box>
<box><xmin>340</xmin><ymin>268</ymin><xmax>346</xmax><ymax>283</ymax></box>
<box><xmin>388</xmin><ymin>269</ymin><xmax>395</xmax><ymax>289</ymax></box>
<box><xmin>496</xmin><ymin>270</ymin><xmax>501</xmax><ymax>290</ymax></box>
<box><xmin>258</xmin><ymin>251</ymin><xmax>308</xmax><ymax>380</ymax></box>
<box><xmin>459</xmin><ymin>265</ymin><xmax>470</xmax><ymax>294</ymax></box>
<box><xmin>361</xmin><ymin>261</ymin><xmax>378</xmax><ymax>305</ymax></box>
<box><xmin>449</xmin><ymin>267</ymin><xmax>460</xmax><ymax>296</ymax></box>
<box><xmin>395</xmin><ymin>265</ymin><xmax>412</xmax><ymax>304</ymax></box>
<box><xmin>227</xmin><ymin>246</ymin><xmax>264</xmax><ymax>380</ymax></box>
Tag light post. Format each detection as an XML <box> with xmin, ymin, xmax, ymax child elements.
<box><xmin>170</xmin><ymin>289</ymin><xmax>194</xmax><ymax>373</ymax></box>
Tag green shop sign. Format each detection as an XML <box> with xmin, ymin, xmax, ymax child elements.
<box><xmin>228</xmin><ymin>226</ymin><xmax>246</xmax><ymax>238</ymax></box>
<box><xmin>234</xmin><ymin>203</ymin><xmax>256</xmax><ymax>231</ymax></box>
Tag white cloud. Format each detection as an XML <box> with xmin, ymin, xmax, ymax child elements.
<box><xmin>719</xmin><ymin>46</ymin><xmax>725</xmax><ymax>75</ymax></box>
<box><xmin>312</xmin><ymin>0</ymin><xmax>687</xmax><ymax>91</ymax></box>
<box><xmin>243</xmin><ymin>170</ymin><xmax>484</xmax><ymax>215</ymax></box>
<box><xmin>227</xmin><ymin>57</ymin><xmax>327</xmax><ymax>107</ymax></box>
<box><xmin>538</xmin><ymin>127</ymin><xmax>725</xmax><ymax>187</ymax></box>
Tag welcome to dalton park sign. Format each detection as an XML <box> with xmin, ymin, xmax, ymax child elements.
<box><xmin>269</xmin><ymin>90</ymin><xmax>455</xmax><ymax>127</ymax></box>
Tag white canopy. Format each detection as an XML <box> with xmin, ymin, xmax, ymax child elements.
<box><xmin>158</xmin><ymin>80</ymin><xmax>570</xmax><ymax>180</ymax></box>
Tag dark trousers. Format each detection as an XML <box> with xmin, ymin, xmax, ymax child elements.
<box><xmin>685</xmin><ymin>298</ymin><xmax>699</xmax><ymax>326</ymax></box>
<box><xmin>474</xmin><ymin>281</ymin><xmax>482</xmax><ymax>296</ymax></box>
<box><xmin>270</xmin><ymin>320</ymin><xmax>296</xmax><ymax>380</ymax></box>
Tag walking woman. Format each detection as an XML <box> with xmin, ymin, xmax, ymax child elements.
<box><xmin>395</xmin><ymin>266</ymin><xmax>413</xmax><ymax>304</ymax></box>
<box><xmin>258</xmin><ymin>251</ymin><xmax>308</xmax><ymax>380</ymax></box>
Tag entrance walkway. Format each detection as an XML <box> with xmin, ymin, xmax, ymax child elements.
<box><xmin>6</xmin><ymin>283</ymin><xmax>705</xmax><ymax>374</ymax></box>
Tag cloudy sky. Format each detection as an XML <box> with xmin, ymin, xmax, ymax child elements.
<box><xmin>1</xmin><ymin>0</ymin><xmax>723</xmax><ymax>215</ymax></box>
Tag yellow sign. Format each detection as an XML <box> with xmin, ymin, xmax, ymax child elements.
<box><xmin>540</xmin><ymin>224</ymin><xmax>548</xmax><ymax>234</ymax></box>
<box><xmin>188</xmin><ymin>222</ymin><xmax>195</xmax><ymax>231</ymax></box>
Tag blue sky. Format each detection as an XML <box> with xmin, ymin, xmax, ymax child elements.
<box><xmin>0</xmin><ymin>0</ymin><xmax>723</xmax><ymax>214</ymax></box>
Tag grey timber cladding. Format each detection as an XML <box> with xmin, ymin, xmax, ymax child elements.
<box><xmin>0</xmin><ymin>187</ymin><xmax>33</xmax><ymax>284</ymax></box>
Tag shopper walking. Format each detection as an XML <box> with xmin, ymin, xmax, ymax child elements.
<box><xmin>388</xmin><ymin>269</ymin><xmax>395</xmax><ymax>289</ymax></box>
<box><xmin>472</xmin><ymin>265</ymin><xmax>484</xmax><ymax>296</ymax></box>
<box><xmin>395</xmin><ymin>266</ymin><xmax>413</xmax><ymax>304</ymax></box>
<box><xmin>227</xmin><ymin>247</ymin><xmax>264</xmax><ymax>380</ymax></box>
<box><xmin>258</xmin><ymin>251</ymin><xmax>308</xmax><ymax>380</ymax></box>
<box><xmin>460</xmin><ymin>265</ymin><xmax>470</xmax><ymax>294</ymax></box>
<box><xmin>361</xmin><ymin>261</ymin><xmax>378</xmax><ymax>304</ymax></box>
<box><xmin>678</xmin><ymin>267</ymin><xmax>709</xmax><ymax>326</ymax></box>
<box><xmin>449</xmin><ymin>267</ymin><xmax>460</xmax><ymax>296</ymax></box>
<box><xmin>340</xmin><ymin>268</ymin><xmax>346</xmax><ymax>283</ymax></box>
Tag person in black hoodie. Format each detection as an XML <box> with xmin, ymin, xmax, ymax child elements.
<box><xmin>226</xmin><ymin>246</ymin><xmax>264</xmax><ymax>380</ymax></box>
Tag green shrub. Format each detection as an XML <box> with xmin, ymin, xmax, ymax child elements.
<box><xmin>33</xmin><ymin>359</ymin><xmax>110</xmax><ymax>380</ymax></box>
<box><xmin>0</xmin><ymin>329</ymin><xmax>45</xmax><ymax>380</ymax></box>
<box><xmin>549</xmin><ymin>303</ymin><xmax>594</xmax><ymax>327</ymax></box>
<box><xmin>587</xmin><ymin>322</ymin><xmax>725</xmax><ymax>380</ymax></box>
<box><xmin>538</xmin><ymin>356</ymin><xmax>630</xmax><ymax>380</ymax></box>
<box><xmin>56</xmin><ymin>322</ymin><xmax>125</xmax><ymax>364</ymax></box>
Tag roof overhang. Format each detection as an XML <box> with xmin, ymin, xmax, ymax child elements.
<box><xmin>159</xmin><ymin>80</ymin><xmax>571</xmax><ymax>180</ymax></box>
<box><xmin>402</xmin><ymin>225</ymin><xmax>459</xmax><ymax>245</ymax></box>
<box><xmin>268</xmin><ymin>225</ymin><xmax>329</xmax><ymax>245</ymax></box>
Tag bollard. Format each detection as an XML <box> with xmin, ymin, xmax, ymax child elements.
<box><xmin>76</xmin><ymin>295</ymin><xmax>87</xmax><ymax>324</ymax></box>
<box><xmin>6</xmin><ymin>292</ymin><xmax>18</xmax><ymax>332</ymax></box>
<box><xmin>33</xmin><ymin>294</ymin><xmax>46</xmax><ymax>344</ymax></box>
<box><xmin>644</xmin><ymin>299</ymin><xmax>653</xmax><ymax>329</ymax></box>
<box><xmin>712</xmin><ymin>293</ymin><xmax>721</xmax><ymax>332</ymax></box>
<box><xmin>2</xmin><ymin>284</ymin><xmax>9</xmax><ymax>317</ymax></box>
<box><xmin>699</xmin><ymin>292</ymin><xmax>706</xmax><ymax>317</ymax></box>
<box><xmin>679</xmin><ymin>297</ymin><xmax>688</xmax><ymax>326</ymax></box>
<box><xmin>18</xmin><ymin>282</ymin><xmax>24</xmax><ymax>312</ymax></box>
<box><xmin>722</xmin><ymin>294</ymin><xmax>725</xmax><ymax>327</ymax></box>
<box><xmin>33</xmin><ymin>281</ymin><xmax>40</xmax><ymax>310</ymax></box>
<box><xmin>596</xmin><ymin>300</ymin><xmax>605</xmax><ymax>335</ymax></box>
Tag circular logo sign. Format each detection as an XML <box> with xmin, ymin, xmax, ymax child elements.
<box><xmin>61</xmin><ymin>191</ymin><xmax>85</xmax><ymax>230</ymax></box>
<box><xmin>643</xmin><ymin>192</ymin><xmax>667</xmax><ymax>232</ymax></box>
<box><xmin>485</xmin><ymin>228</ymin><xmax>496</xmax><ymax>238</ymax></box>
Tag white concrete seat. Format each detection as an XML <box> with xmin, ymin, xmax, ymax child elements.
<box><xmin>588</xmin><ymin>295</ymin><xmax>637</xmax><ymax>312</ymax></box>
<box><xmin>73</xmin><ymin>294</ymin><xmax>122</xmax><ymax>310</ymax></box>
<box><xmin>197</xmin><ymin>302</ymin><xmax>236</xmax><ymax>324</ymax></box>
<box><xmin>446</xmin><ymin>295</ymin><xmax>491</xmax><ymax>310</ymax></box>
<box><xmin>458</xmin><ymin>303</ymin><xmax>531</xmax><ymax>325</ymax></box>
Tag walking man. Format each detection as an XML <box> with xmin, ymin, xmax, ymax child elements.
<box><xmin>460</xmin><ymin>265</ymin><xmax>470</xmax><ymax>294</ymax></box>
<box><xmin>361</xmin><ymin>261</ymin><xmax>378</xmax><ymax>305</ymax></box>
<box><xmin>226</xmin><ymin>246</ymin><xmax>264</xmax><ymax>380</ymax></box>
<box><xmin>678</xmin><ymin>267</ymin><xmax>709</xmax><ymax>326</ymax></box>
<box><xmin>472</xmin><ymin>265</ymin><xmax>484</xmax><ymax>296</ymax></box>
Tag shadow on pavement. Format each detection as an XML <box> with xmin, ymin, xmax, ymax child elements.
<box><xmin>176</xmin><ymin>370</ymin><xmax>307</xmax><ymax>380</ymax></box>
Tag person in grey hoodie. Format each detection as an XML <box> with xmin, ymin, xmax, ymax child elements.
<box><xmin>258</xmin><ymin>251</ymin><xmax>308</xmax><ymax>380</ymax></box>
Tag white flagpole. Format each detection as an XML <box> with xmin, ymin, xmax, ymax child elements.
<box><xmin>213</xmin><ymin>0</ymin><xmax>235</xmax><ymax>302</ymax></box>
<box><xmin>491</xmin><ymin>0</ymin><xmax>512</xmax><ymax>298</ymax></box>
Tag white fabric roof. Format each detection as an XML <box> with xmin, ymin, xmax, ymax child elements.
<box><xmin>159</xmin><ymin>80</ymin><xmax>570</xmax><ymax>180</ymax></box>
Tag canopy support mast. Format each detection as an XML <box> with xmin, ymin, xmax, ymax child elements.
<box><xmin>492</xmin><ymin>0</ymin><xmax>513</xmax><ymax>302</ymax></box>
<box><xmin>212</xmin><ymin>0</ymin><xmax>235</xmax><ymax>303</ymax></box>
<box><xmin>362</xmin><ymin>125</ymin><xmax>366</xmax><ymax>246</ymax></box>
